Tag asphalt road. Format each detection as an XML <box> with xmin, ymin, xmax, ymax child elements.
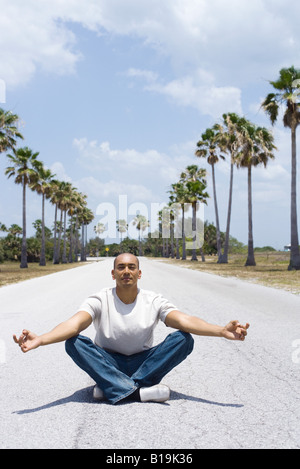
<box><xmin>0</xmin><ymin>257</ymin><xmax>299</xmax><ymax>449</ymax></box>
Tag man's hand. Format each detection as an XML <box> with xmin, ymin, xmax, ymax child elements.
<box><xmin>13</xmin><ymin>329</ymin><xmax>42</xmax><ymax>353</ymax></box>
<box><xmin>13</xmin><ymin>312</ymin><xmax>92</xmax><ymax>353</ymax></box>
<box><xmin>222</xmin><ymin>321</ymin><xmax>250</xmax><ymax>341</ymax></box>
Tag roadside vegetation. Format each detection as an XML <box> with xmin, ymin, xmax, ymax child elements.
<box><xmin>0</xmin><ymin>261</ymin><xmax>89</xmax><ymax>288</ymax></box>
<box><xmin>160</xmin><ymin>250</ymin><xmax>300</xmax><ymax>295</ymax></box>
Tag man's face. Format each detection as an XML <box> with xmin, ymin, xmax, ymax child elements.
<box><xmin>112</xmin><ymin>254</ymin><xmax>141</xmax><ymax>288</ymax></box>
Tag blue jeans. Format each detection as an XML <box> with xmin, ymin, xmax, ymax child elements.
<box><xmin>65</xmin><ymin>331</ymin><xmax>194</xmax><ymax>404</ymax></box>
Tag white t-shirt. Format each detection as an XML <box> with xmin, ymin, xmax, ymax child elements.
<box><xmin>77</xmin><ymin>287</ymin><xmax>177</xmax><ymax>355</ymax></box>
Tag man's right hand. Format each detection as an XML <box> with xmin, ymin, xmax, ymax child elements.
<box><xmin>13</xmin><ymin>329</ymin><xmax>42</xmax><ymax>353</ymax></box>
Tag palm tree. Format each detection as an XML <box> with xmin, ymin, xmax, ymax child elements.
<box><xmin>30</xmin><ymin>163</ymin><xmax>55</xmax><ymax>266</ymax></box>
<box><xmin>61</xmin><ymin>183</ymin><xmax>77</xmax><ymax>263</ymax></box>
<box><xmin>5</xmin><ymin>224</ymin><xmax>22</xmax><ymax>259</ymax></box>
<box><xmin>94</xmin><ymin>222</ymin><xmax>106</xmax><ymax>237</ymax></box>
<box><xmin>132</xmin><ymin>214</ymin><xmax>150</xmax><ymax>256</ymax></box>
<box><xmin>72</xmin><ymin>192</ymin><xmax>87</xmax><ymax>262</ymax></box>
<box><xmin>0</xmin><ymin>222</ymin><xmax>7</xmax><ymax>234</ymax></box>
<box><xmin>158</xmin><ymin>206</ymin><xmax>171</xmax><ymax>258</ymax></box>
<box><xmin>67</xmin><ymin>190</ymin><xmax>86</xmax><ymax>263</ymax></box>
<box><xmin>52</xmin><ymin>181</ymin><xmax>64</xmax><ymax>264</ymax></box>
<box><xmin>157</xmin><ymin>209</ymin><xmax>166</xmax><ymax>257</ymax></box>
<box><xmin>79</xmin><ymin>207</ymin><xmax>94</xmax><ymax>261</ymax></box>
<box><xmin>195</xmin><ymin>127</ymin><xmax>225</xmax><ymax>261</ymax></box>
<box><xmin>170</xmin><ymin>181</ymin><xmax>190</xmax><ymax>260</ymax></box>
<box><xmin>116</xmin><ymin>219</ymin><xmax>128</xmax><ymax>251</ymax></box>
<box><xmin>214</xmin><ymin>113</ymin><xmax>247</xmax><ymax>264</ymax></box>
<box><xmin>262</xmin><ymin>66</ymin><xmax>300</xmax><ymax>270</ymax></box>
<box><xmin>179</xmin><ymin>165</ymin><xmax>209</xmax><ymax>261</ymax></box>
<box><xmin>8</xmin><ymin>223</ymin><xmax>22</xmax><ymax>237</ymax></box>
<box><xmin>0</xmin><ymin>108</ymin><xmax>23</xmax><ymax>153</ymax></box>
<box><xmin>5</xmin><ymin>147</ymin><xmax>40</xmax><ymax>268</ymax></box>
<box><xmin>48</xmin><ymin>179</ymin><xmax>64</xmax><ymax>264</ymax></box>
<box><xmin>50</xmin><ymin>180</ymin><xmax>73</xmax><ymax>264</ymax></box>
<box><xmin>49</xmin><ymin>179</ymin><xmax>59</xmax><ymax>263</ymax></box>
<box><xmin>168</xmin><ymin>195</ymin><xmax>181</xmax><ymax>259</ymax></box>
<box><xmin>237</xmin><ymin>121</ymin><xmax>276</xmax><ymax>266</ymax></box>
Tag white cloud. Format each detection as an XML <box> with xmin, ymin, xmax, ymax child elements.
<box><xmin>252</xmin><ymin>187</ymin><xmax>288</xmax><ymax>205</ymax></box>
<box><xmin>73</xmin><ymin>136</ymin><xmax>197</xmax><ymax>178</ymax></box>
<box><xmin>125</xmin><ymin>68</ymin><xmax>158</xmax><ymax>83</ymax></box>
<box><xmin>254</xmin><ymin>162</ymin><xmax>289</xmax><ymax>182</ymax></box>
<box><xmin>1</xmin><ymin>0</ymin><xmax>300</xmax><ymax>89</ymax></box>
<box><xmin>148</xmin><ymin>73</ymin><xmax>242</xmax><ymax>119</ymax></box>
<box><xmin>125</xmin><ymin>67</ymin><xmax>242</xmax><ymax>118</ymax></box>
<box><xmin>73</xmin><ymin>137</ymin><xmax>197</xmax><ymax>203</ymax></box>
<box><xmin>73</xmin><ymin>138</ymin><xmax>166</xmax><ymax>170</ymax></box>
<box><xmin>92</xmin><ymin>0</ymin><xmax>299</xmax><ymax>78</ymax></box>
<box><xmin>50</xmin><ymin>162</ymin><xmax>72</xmax><ymax>183</ymax></box>
<box><xmin>0</xmin><ymin>1</ymin><xmax>81</xmax><ymax>87</ymax></box>
<box><xmin>77</xmin><ymin>176</ymin><xmax>154</xmax><ymax>203</ymax></box>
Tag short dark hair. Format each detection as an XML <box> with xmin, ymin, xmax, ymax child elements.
<box><xmin>113</xmin><ymin>253</ymin><xmax>139</xmax><ymax>269</ymax></box>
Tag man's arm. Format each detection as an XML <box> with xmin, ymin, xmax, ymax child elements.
<box><xmin>165</xmin><ymin>310</ymin><xmax>249</xmax><ymax>341</ymax></box>
<box><xmin>13</xmin><ymin>310</ymin><xmax>92</xmax><ymax>353</ymax></box>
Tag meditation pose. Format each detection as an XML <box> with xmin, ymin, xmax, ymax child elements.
<box><xmin>14</xmin><ymin>253</ymin><xmax>249</xmax><ymax>404</ymax></box>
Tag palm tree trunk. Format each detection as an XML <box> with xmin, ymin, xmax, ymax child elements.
<box><xmin>68</xmin><ymin>216</ymin><xmax>73</xmax><ymax>263</ymax></box>
<box><xmin>39</xmin><ymin>193</ymin><xmax>46</xmax><ymax>266</ymax></box>
<box><xmin>181</xmin><ymin>205</ymin><xmax>186</xmax><ymax>260</ymax></box>
<box><xmin>62</xmin><ymin>210</ymin><xmax>67</xmax><ymax>263</ymax></box>
<box><xmin>20</xmin><ymin>179</ymin><xmax>28</xmax><ymax>268</ymax></box>
<box><xmin>200</xmin><ymin>247</ymin><xmax>205</xmax><ymax>262</ymax></box>
<box><xmin>289</xmin><ymin>126</ymin><xmax>300</xmax><ymax>270</ymax></box>
<box><xmin>211</xmin><ymin>163</ymin><xmax>222</xmax><ymax>261</ymax></box>
<box><xmin>170</xmin><ymin>220</ymin><xmax>174</xmax><ymax>258</ymax></box>
<box><xmin>176</xmin><ymin>236</ymin><xmax>180</xmax><ymax>259</ymax></box>
<box><xmin>219</xmin><ymin>161</ymin><xmax>234</xmax><ymax>264</ymax></box>
<box><xmin>55</xmin><ymin>210</ymin><xmax>63</xmax><ymax>264</ymax></box>
<box><xmin>74</xmin><ymin>215</ymin><xmax>79</xmax><ymax>262</ymax></box>
<box><xmin>85</xmin><ymin>223</ymin><xmax>88</xmax><ymax>260</ymax></box>
<box><xmin>245</xmin><ymin>165</ymin><xmax>256</xmax><ymax>266</ymax></box>
<box><xmin>53</xmin><ymin>204</ymin><xmax>58</xmax><ymax>264</ymax></box>
<box><xmin>138</xmin><ymin>231</ymin><xmax>142</xmax><ymax>256</ymax></box>
<box><xmin>191</xmin><ymin>202</ymin><xmax>198</xmax><ymax>261</ymax></box>
<box><xmin>80</xmin><ymin>223</ymin><xmax>85</xmax><ymax>261</ymax></box>
<box><xmin>120</xmin><ymin>232</ymin><xmax>123</xmax><ymax>253</ymax></box>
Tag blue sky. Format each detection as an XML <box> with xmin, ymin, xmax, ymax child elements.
<box><xmin>0</xmin><ymin>0</ymin><xmax>300</xmax><ymax>250</ymax></box>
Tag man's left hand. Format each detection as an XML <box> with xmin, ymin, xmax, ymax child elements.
<box><xmin>222</xmin><ymin>320</ymin><xmax>250</xmax><ymax>341</ymax></box>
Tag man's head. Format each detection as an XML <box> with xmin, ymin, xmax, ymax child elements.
<box><xmin>113</xmin><ymin>253</ymin><xmax>139</xmax><ymax>270</ymax></box>
<box><xmin>111</xmin><ymin>253</ymin><xmax>141</xmax><ymax>289</ymax></box>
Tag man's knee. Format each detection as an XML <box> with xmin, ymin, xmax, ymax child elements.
<box><xmin>180</xmin><ymin>331</ymin><xmax>194</xmax><ymax>354</ymax></box>
<box><xmin>65</xmin><ymin>336</ymin><xmax>76</xmax><ymax>354</ymax></box>
<box><xmin>65</xmin><ymin>334</ymin><xmax>82</xmax><ymax>355</ymax></box>
<box><xmin>170</xmin><ymin>330</ymin><xmax>194</xmax><ymax>355</ymax></box>
<box><xmin>65</xmin><ymin>334</ymin><xmax>94</xmax><ymax>356</ymax></box>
